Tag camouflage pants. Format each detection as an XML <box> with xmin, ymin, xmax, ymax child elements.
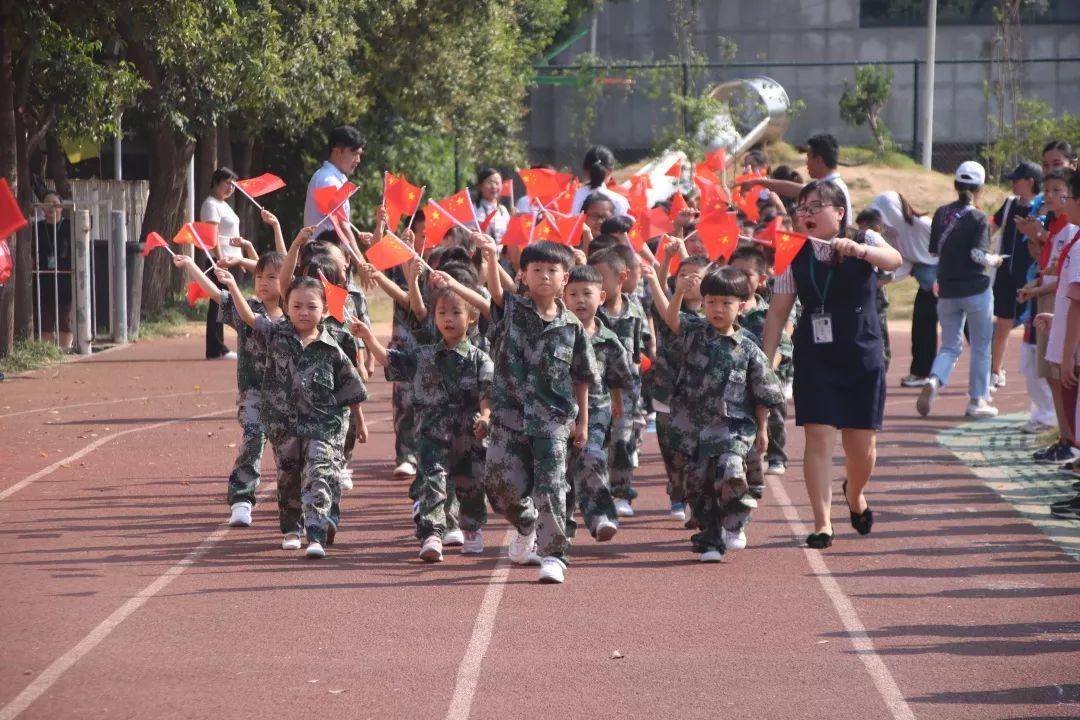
<box><xmin>745</xmin><ymin>447</ymin><xmax>765</xmax><ymax>492</ymax></box>
<box><xmin>392</xmin><ymin>381</ymin><xmax>418</xmax><ymax>467</ymax></box>
<box><xmin>765</xmin><ymin>402</ymin><xmax>788</xmax><ymax>466</ymax></box>
<box><xmin>655</xmin><ymin>411</ymin><xmax>681</xmax><ymax>504</ymax></box>
<box><xmin>227</xmin><ymin>389</ymin><xmax>265</xmax><ymax>507</ymax></box>
<box><xmin>270</xmin><ymin>435</ymin><xmax>340</xmax><ymax>544</ymax></box>
<box><xmin>568</xmin><ymin>423</ymin><xmax>617</xmax><ymax>536</ymax></box>
<box><xmin>484</xmin><ymin>424</ymin><xmax>571</xmax><ymax>558</ymax></box>
<box><xmin>608</xmin><ymin>388</ymin><xmax>642</xmax><ymax>501</ymax></box>
<box><xmin>328</xmin><ymin>411</ymin><xmax>359</xmax><ymax>531</ymax></box>
<box><xmin>688</xmin><ymin>452</ymin><xmax>753</xmax><ymax>553</ymax></box>
<box><xmin>415</xmin><ymin>431</ymin><xmax>487</xmax><ymax>540</ymax></box>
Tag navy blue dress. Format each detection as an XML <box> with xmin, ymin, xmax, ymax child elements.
<box><xmin>790</xmin><ymin>241</ymin><xmax>886</xmax><ymax>430</ymax></box>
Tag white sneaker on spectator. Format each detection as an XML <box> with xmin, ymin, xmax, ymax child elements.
<box><xmin>508</xmin><ymin>529</ymin><xmax>541</xmax><ymax>565</ymax></box>
<box><xmin>900</xmin><ymin>374</ymin><xmax>930</xmax><ymax>388</ymax></box>
<box><xmin>722</xmin><ymin>528</ymin><xmax>747</xmax><ymax>551</ymax></box>
<box><xmin>305</xmin><ymin>541</ymin><xmax>325</xmax><ymax>559</ymax></box>
<box><xmin>281</xmin><ymin>533</ymin><xmax>302</xmax><ymax>551</ymax></box>
<box><xmin>219</xmin><ymin>351</ymin><xmax>238</xmax><ymax>360</ymax></box>
<box><xmin>916</xmin><ymin>377</ymin><xmax>939</xmax><ymax>417</ymax></box>
<box><xmin>614</xmin><ymin>499</ymin><xmax>635</xmax><ymax>517</ymax></box>
<box><xmin>463</xmin><ymin>530</ymin><xmax>484</xmax><ymax>554</ymax></box>
<box><xmin>1021</xmin><ymin>419</ymin><xmax>1055</xmax><ymax>434</ymax></box>
<box><xmin>965</xmin><ymin>399</ymin><xmax>999</xmax><ymax>418</ymax></box>
<box><xmin>228</xmin><ymin>501</ymin><xmax>252</xmax><ymax>527</ymax></box>
<box><xmin>394</xmin><ymin>461</ymin><xmax>416</xmax><ymax>478</ymax></box>
<box><xmin>443</xmin><ymin>528</ymin><xmax>465</xmax><ymax>546</ymax></box>
<box><xmin>994</xmin><ymin>369</ymin><xmax>1007</xmax><ymax>388</ymax></box>
<box><xmin>538</xmin><ymin>556</ymin><xmax>566</xmax><ymax>583</ymax></box>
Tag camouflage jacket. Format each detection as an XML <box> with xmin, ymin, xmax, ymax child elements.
<box><xmin>253</xmin><ymin>317</ymin><xmax>368</xmax><ymax>442</ymax></box>
<box><xmin>597</xmin><ymin>293</ymin><xmax>646</xmax><ymax>373</ymax></box>
<box><xmin>644</xmin><ymin>303</ymin><xmax>703</xmax><ymax>406</ymax></box>
<box><xmin>218</xmin><ymin>292</ymin><xmax>270</xmax><ymax>393</ymax></box>
<box><xmin>674</xmin><ymin>316</ymin><xmax>785</xmax><ymax>457</ymax></box>
<box><xmin>487</xmin><ymin>293</ymin><xmax>600</xmax><ymax>439</ymax></box>
<box><xmin>738</xmin><ymin>294</ymin><xmax>793</xmax><ymax>362</ymax></box>
<box><xmin>585</xmin><ymin>318</ymin><xmax>635</xmax><ymax>432</ymax></box>
<box><xmin>385</xmin><ymin>337</ymin><xmax>493</xmax><ymax>441</ymax></box>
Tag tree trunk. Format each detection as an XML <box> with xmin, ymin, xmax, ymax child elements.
<box><xmin>217</xmin><ymin>122</ymin><xmax>233</xmax><ymax>175</ymax></box>
<box><xmin>195</xmin><ymin>125</ymin><xmax>217</xmax><ymax>205</ymax></box>
<box><xmin>140</xmin><ymin>124</ymin><xmax>195</xmax><ymax>314</ymax></box>
<box><xmin>12</xmin><ymin>106</ymin><xmax>33</xmax><ymax>341</ymax></box>
<box><xmin>234</xmin><ymin>135</ymin><xmax>254</xmax><ymax>243</ymax></box>
<box><xmin>0</xmin><ymin>26</ymin><xmax>16</xmax><ymax>357</ymax></box>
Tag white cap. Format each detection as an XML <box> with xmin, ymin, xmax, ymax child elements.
<box><xmin>955</xmin><ymin>160</ymin><xmax>985</xmax><ymax>186</ymax></box>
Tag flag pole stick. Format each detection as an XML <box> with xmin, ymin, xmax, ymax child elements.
<box><xmin>406</xmin><ymin>186</ymin><xmax>426</xmax><ymax>231</ymax></box>
<box><xmin>317</xmin><ymin>184</ymin><xmax>362</xmax><ymax>227</ymax></box>
<box><xmin>230</xmin><ymin>181</ymin><xmax>265</xmax><ymax>211</ymax></box>
<box><xmin>386</xmin><ymin>230</ymin><xmax>434</xmax><ymax>272</ymax></box>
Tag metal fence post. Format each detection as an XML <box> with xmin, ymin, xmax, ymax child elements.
<box><xmin>109</xmin><ymin>210</ymin><xmax>128</xmax><ymax>344</ymax></box>
<box><xmin>73</xmin><ymin>210</ymin><xmax>92</xmax><ymax>355</ymax></box>
<box><xmin>911</xmin><ymin>60</ymin><xmax>920</xmax><ymax>161</ymax></box>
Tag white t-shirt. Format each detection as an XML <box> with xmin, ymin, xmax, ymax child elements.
<box><xmin>822</xmin><ymin>171</ymin><xmax>853</xmax><ymax>227</ymax></box>
<box><xmin>570</xmin><ymin>184</ymin><xmax>630</xmax><ymax>217</ymax></box>
<box><xmin>199</xmin><ymin>196</ymin><xmax>241</xmax><ymax>259</ymax></box>
<box><xmin>474</xmin><ymin>199</ymin><xmax>510</xmax><ymax>241</ymax></box>
<box><xmin>1044</xmin><ymin>227</ymin><xmax>1080</xmax><ymax>365</ymax></box>
<box><xmin>1042</xmin><ymin>222</ymin><xmax>1078</xmax><ymax>287</ymax></box>
<box><xmin>304</xmin><ymin>161</ymin><xmax>349</xmax><ymax>232</ymax></box>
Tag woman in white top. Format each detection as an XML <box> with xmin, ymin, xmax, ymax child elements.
<box><xmin>471</xmin><ymin>168</ymin><xmax>510</xmax><ymax>242</ymax></box>
<box><xmin>570</xmin><ymin>145</ymin><xmax>630</xmax><ymax>217</ymax></box>
<box><xmin>199</xmin><ymin>167</ymin><xmax>242</xmax><ymax>359</ymax></box>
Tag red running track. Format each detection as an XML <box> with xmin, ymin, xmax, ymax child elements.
<box><xmin>0</xmin><ymin>327</ymin><xmax>1077</xmax><ymax>719</ymax></box>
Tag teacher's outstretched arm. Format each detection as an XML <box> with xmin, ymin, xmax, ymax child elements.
<box><xmin>763</xmin><ymin>291</ymin><xmax>797</xmax><ymax>370</ymax></box>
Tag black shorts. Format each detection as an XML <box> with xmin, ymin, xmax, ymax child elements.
<box><xmin>992</xmin><ymin>272</ymin><xmax>1020</xmax><ymax>320</ymax></box>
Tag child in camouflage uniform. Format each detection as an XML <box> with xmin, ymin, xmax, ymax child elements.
<box><xmin>640</xmin><ymin>255</ymin><xmax>709</xmax><ymax>523</ymax></box>
<box><xmin>563</xmin><ymin>265</ymin><xmax>635</xmax><ymax>541</ymax></box>
<box><xmin>610</xmin><ymin>242</ymin><xmax>653</xmax><ymax>487</ymax></box>
<box><xmin>352</xmin><ymin>279</ymin><xmax>493</xmax><ymax>563</ymax></box>
<box><xmin>655</xmin><ymin>265</ymin><xmax>784</xmax><ymax>562</ymax></box>
<box><xmin>479</xmin><ymin>238</ymin><xmax>600</xmax><ymax>584</ymax></box>
<box><xmin>219</xmin><ymin>270</ymin><xmax>367</xmax><ymax>559</ymax></box>
<box><xmin>589</xmin><ymin>248</ymin><xmax>647</xmax><ymax>518</ymax></box>
<box><xmin>173</xmin><ymin>251</ymin><xmax>286</xmax><ymax>528</ymax></box>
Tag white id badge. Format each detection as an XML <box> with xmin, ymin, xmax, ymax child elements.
<box><xmin>811</xmin><ymin>312</ymin><xmax>833</xmax><ymax>344</ymax></box>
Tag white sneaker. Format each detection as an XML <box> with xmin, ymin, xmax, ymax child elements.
<box><xmin>916</xmin><ymin>377</ymin><xmax>939</xmax><ymax>417</ymax></box>
<box><xmin>722</xmin><ymin>528</ymin><xmax>747</xmax><ymax>551</ymax></box>
<box><xmin>228</xmin><ymin>501</ymin><xmax>252</xmax><ymax>527</ymax></box>
<box><xmin>220</xmin><ymin>351</ymin><xmax>238</xmax><ymax>360</ymax></box>
<box><xmin>614</xmin><ymin>499</ymin><xmax>635</xmax><ymax>517</ymax></box>
<box><xmin>988</xmin><ymin>374</ymin><xmax>999</xmax><ymax>393</ymax></box>
<box><xmin>1021</xmin><ymin>419</ymin><xmax>1054</xmax><ymax>434</ymax></box>
<box><xmin>281</xmin><ymin>532</ymin><xmax>302</xmax><ymax>551</ymax></box>
<box><xmin>700</xmin><ymin>549</ymin><xmax>724</xmax><ymax>563</ymax></box>
<box><xmin>394</xmin><ymin>461</ymin><xmax>417</xmax><ymax>478</ymax></box>
<box><xmin>508</xmin><ymin>529</ymin><xmax>541</xmax><ymax>565</ymax></box>
<box><xmin>994</xmin><ymin>369</ymin><xmax>1007</xmax><ymax>388</ymax></box>
<box><xmin>443</xmin><ymin>528</ymin><xmax>465</xmax><ymax>546</ymax></box>
<box><xmin>463</xmin><ymin>530</ymin><xmax>484</xmax><ymax>554</ymax></box>
<box><xmin>419</xmin><ymin>536</ymin><xmax>443</xmax><ymax>562</ymax></box>
<box><xmin>965</xmin><ymin>399</ymin><xmax>999</xmax><ymax>418</ymax></box>
<box><xmin>669</xmin><ymin>503</ymin><xmax>687</xmax><ymax>521</ymax></box>
<box><xmin>594</xmin><ymin>518</ymin><xmax>618</xmax><ymax>542</ymax></box>
<box><xmin>305</xmin><ymin>541</ymin><xmax>325</xmax><ymax>559</ymax></box>
<box><xmin>538</xmin><ymin>556</ymin><xmax>567</xmax><ymax>583</ymax></box>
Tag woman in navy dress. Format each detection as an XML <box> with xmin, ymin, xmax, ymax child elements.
<box><xmin>763</xmin><ymin>180</ymin><xmax>902</xmax><ymax>549</ymax></box>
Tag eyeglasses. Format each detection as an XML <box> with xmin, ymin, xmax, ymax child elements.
<box><xmin>794</xmin><ymin>202</ymin><xmax>837</xmax><ymax>216</ymax></box>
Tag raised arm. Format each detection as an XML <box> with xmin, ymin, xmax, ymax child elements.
<box><xmin>348</xmin><ymin>319</ymin><xmax>389</xmax><ymax>367</ymax></box>
<box><xmin>431</xmin><ymin>269</ymin><xmax>492</xmax><ymax>319</ymax></box>
<box><xmin>261</xmin><ymin>209</ymin><xmax>286</xmax><ymax>254</ymax></box>
<box><xmin>406</xmin><ymin>257</ymin><xmax>428</xmax><ymax>321</ymax></box>
<box><xmin>362</xmin><ymin>263</ymin><xmax>410</xmax><ymax>307</ymax></box>
<box><xmin>478</xmin><ymin>234</ymin><xmax>504</xmax><ymax>308</ymax></box>
<box><xmin>215</xmin><ymin>266</ymin><xmax>258</xmax><ymax>328</ymax></box>
<box><xmin>280</xmin><ymin>226</ymin><xmax>316</xmax><ymax>297</ymax></box>
<box><xmin>639</xmin><ymin>262</ymin><xmax>671</xmax><ymax>321</ymax></box>
<box><xmin>172</xmin><ymin>254</ymin><xmax>223</xmax><ymax>304</ymax></box>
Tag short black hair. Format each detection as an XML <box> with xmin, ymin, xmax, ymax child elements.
<box><xmin>1043</xmin><ymin>139</ymin><xmax>1076</xmax><ymax>161</ymax></box>
<box><xmin>700</xmin><ymin>265</ymin><xmax>751</xmax><ymax>300</ymax></box>
<box><xmin>431</xmin><ymin>286</ymin><xmax>478</xmax><ymax>316</ymax></box>
<box><xmin>679</xmin><ymin>254</ymin><xmax>711</xmax><ymax>273</ymax></box>
<box><xmin>855</xmin><ymin>207</ymin><xmax>884</xmax><ymax>228</ymax></box>
<box><xmin>743</xmin><ymin>149</ymin><xmax>769</xmax><ymax>169</ymax></box>
<box><xmin>255</xmin><ymin>251</ymin><xmax>286</xmax><ymax>274</ymax></box>
<box><xmin>520</xmin><ymin>240</ymin><xmax>573</xmax><ymax>271</ymax></box>
<box><xmin>1069</xmin><ymin>169</ymin><xmax>1080</xmax><ymax>202</ymax></box>
<box><xmin>806</xmin><ymin>133</ymin><xmax>839</xmax><ymax>169</ymax></box>
<box><xmin>728</xmin><ymin>245</ymin><xmax>767</xmax><ymax>275</ymax></box>
<box><xmin>607</xmin><ymin>242</ymin><xmax>637</xmax><ymax>270</ymax></box>
<box><xmin>588</xmin><ymin>247</ymin><xmax>627</xmax><ymax>275</ymax></box>
<box><xmin>211</xmin><ymin>166</ymin><xmax>238</xmax><ymax>187</ymax></box>
<box><xmin>286</xmin><ymin>275</ymin><xmax>327</xmax><ymax>304</ymax></box>
<box><xmin>299</xmin><ymin>251</ymin><xmax>344</xmax><ymax>287</ymax></box>
<box><xmin>581</xmin><ymin>192</ymin><xmax>615</xmax><ymax>215</ymax></box>
<box><xmin>798</xmin><ymin>180</ymin><xmax>849</xmax><ymax>233</ymax></box>
<box><xmin>600</xmin><ymin>215</ymin><xmax>634</xmax><ymax>235</ymax></box>
<box><xmin>586</xmin><ymin>234</ymin><xmax>619</xmax><ymax>257</ymax></box>
<box><xmin>328</xmin><ymin>125</ymin><xmax>365</xmax><ymax>154</ymax></box>
<box><xmin>439</xmin><ymin>260</ymin><xmax>479</xmax><ymax>287</ymax></box>
<box><xmin>567</xmin><ymin>264</ymin><xmax>603</xmax><ymax>287</ymax></box>
<box><xmin>1044</xmin><ymin>167</ymin><xmax>1072</xmax><ymax>186</ymax></box>
<box><xmin>436</xmin><ymin>246</ymin><xmax>472</xmax><ymax>269</ymax></box>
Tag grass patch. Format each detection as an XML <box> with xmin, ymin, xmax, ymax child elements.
<box><xmin>885</xmin><ymin>276</ymin><xmax>918</xmax><ymax>321</ymax></box>
<box><xmin>0</xmin><ymin>340</ymin><xmax>65</xmax><ymax>374</ymax></box>
<box><xmin>139</xmin><ymin>294</ymin><xmax>207</xmax><ymax>339</ymax></box>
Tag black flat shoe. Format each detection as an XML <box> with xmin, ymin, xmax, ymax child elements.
<box><xmin>843</xmin><ymin>480</ymin><xmax>874</xmax><ymax>536</ymax></box>
<box><xmin>806</xmin><ymin>532</ymin><xmax>833</xmax><ymax>549</ymax></box>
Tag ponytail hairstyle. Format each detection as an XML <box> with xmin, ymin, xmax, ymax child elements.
<box><xmin>582</xmin><ymin>145</ymin><xmax>616</xmax><ymax>189</ymax></box>
<box><xmin>955</xmin><ymin>181</ymin><xmax>980</xmax><ymax>206</ymax></box>
<box><xmin>897</xmin><ymin>193</ymin><xmax>924</xmax><ymax>224</ymax></box>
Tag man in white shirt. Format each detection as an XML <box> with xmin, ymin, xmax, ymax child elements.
<box><xmin>304</xmin><ymin>126</ymin><xmax>365</xmax><ymax>237</ymax></box>
<box><xmin>736</xmin><ymin>132</ymin><xmax>852</xmax><ymax>224</ymax></box>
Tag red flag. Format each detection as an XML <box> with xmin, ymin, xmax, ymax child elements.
<box><xmin>500</xmin><ymin>179</ymin><xmax>514</xmax><ymax>198</ymax></box>
<box><xmin>668</xmin><ymin>192</ymin><xmax>689</xmax><ymax>223</ymax></box>
<box><xmin>383</xmin><ymin>172</ymin><xmax>423</xmax><ymax>230</ymax></box>
<box><xmin>479</xmin><ymin>206</ymin><xmax>500</xmax><ymax>233</ymax></box>
<box><xmin>627</xmin><ymin>175</ymin><xmax>650</xmax><ymax>219</ymax></box>
<box><xmin>755</xmin><ymin>216</ymin><xmax>784</xmax><ymax>247</ymax></box>
<box><xmin>731</xmin><ymin>173</ymin><xmax>762</xmax><ymax>222</ymax></box>
<box><xmin>142</xmin><ymin>231</ymin><xmax>169</xmax><ymax>257</ymax></box>
<box><xmin>173</xmin><ymin>222</ymin><xmax>218</xmax><ymax>250</ymax></box>
<box><xmin>640</xmin><ymin>354</ymin><xmax>653</xmax><ymax>373</ymax></box>
<box><xmin>694</xmin><ymin>173</ymin><xmax>729</xmax><ymax>217</ymax></box>
<box><xmin>234</xmin><ymin>173</ymin><xmax>285</xmax><ymax>198</ymax></box>
<box><xmin>0</xmin><ymin>179</ymin><xmax>27</xmax><ymax>239</ymax></box>
<box><xmin>320</xmin><ymin>272</ymin><xmax>350</xmax><ymax>323</ymax></box>
<box><xmin>518</xmin><ymin>168</ymin><xmax>575</xmax><ymax>206</ymax></box>
<box><xmin>313</xmin><ymin>181</ymin><xmax>357</xmax><ymax>220</ymax></box>
<box><xmin>695</xmin><ymin>211</ymin><xmax>740</xmax><ymax>262</ymax></box>
<box><xmin>703</xmin><ymin>147</ymin><xmax>727</xmax><ymax>173</ymax></box>
<box><xmin>646</xmin><ymin>207</ymin><xmax>675</xmax><ymax>237</ymax></box>
<box><xmin>502</xmin><ymin>214</ymin><xmax>535</xmax><ymax>247</ymax></box>
<box><xmin>186</xmin><ymin>280</ymin><xmax>210</xmax><ymax>307</ymax></box>
<box><xmin>655</xmin><ymin>235</ymin><xmax>681</xmax><ymax>274</ymax></box>
<box><xmin>627</xmin><ymin>221</ymin><xmax>648</xmax><ymax>252</ymax></box>
<box><xmin>433</xmin><ymin>189</ymin><xmax>477</xmax><ymax>227</ymax></box>
<box><xmin>549</xmin><ymin>178</ymin><xmax>580</xmax><ymax>215</ymax></box>
<box><xmin>538</xmin><ymin>212</ymin><xmax>586</xmax><ymax>246</ymax></box>
<box><xmin>605</xmin><ymin>178</ymin><xmax>630</xmax><ymax>198</ymax></box>
<box><xmin>366</xmin><ymin>235</ymin><xmax>415</xmax><ymax>271</ymax></box>
<box><xmin>772</xmin><ymin>230</ymin><xmax>810</xmax><ymax>275</ymax></box>
<box><xmin>424</xmin><ymin>202</ymin><xmax>458</xmax><ymax>249</ymax></box>
<box><xmin>664</xmin><ymin>158</ymin><xmax>683</xmax><ymax>177</ymax></box>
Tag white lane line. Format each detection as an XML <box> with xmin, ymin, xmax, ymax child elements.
<box><xmin>444</xmin><ymin>531</ymin><xmax>513</xmax><ymax>720</ymax></box>
<box><xmin>770</xmin><ymin>479</ymin><xmax>917</xmax><ymax>720</ymax></box>
<box><xmin>0</xmin><ymin>390</ymin><xmax>233</xmax><ymax>420</ymax></box>
<box><xmin>0</xmin><ymin>408</ymin><xmax>234</xmax><ymax>502</ymax></box>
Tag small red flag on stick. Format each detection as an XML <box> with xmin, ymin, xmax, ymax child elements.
<box><xmin>186</xmin><ymin>280</ymin><xmax>210</xmax><ymax>307</ymax></box>
<box><xmin>0</xmin><ymin>179</ymin><xmax>27</xmax><ymax>240</ymax></box>
<box><xmin>384</xmin><ymin>172</ymin><xmax>424</xmax><ymax>231</ymax></box>
<box><xmin>142</xmin><ymin>231</ymin><xmax>174</xmax><ymax>257</ymax></box>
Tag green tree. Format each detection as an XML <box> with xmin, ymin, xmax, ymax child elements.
<box><xmin>839</xmin><ymin>64</ymin><xmax>894</xmax><ymax>155</ymax></box>
<box><xmin>985</xmin><ymin>95</ymin><xmax>1080</xmax><ymax>173</ymax></box>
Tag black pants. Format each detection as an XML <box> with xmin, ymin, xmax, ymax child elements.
<box><xmin>910</xmin><ymin>286</ymin><xmax>938</xmax><ymax>378</ymax></box>
<box><xmin>203</xmin><ymin>262</ymin><xmax>230</xmax><ymax>358</ymax></box>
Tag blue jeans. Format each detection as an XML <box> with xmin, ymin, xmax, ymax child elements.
<box><xmin>930</xmin><ymin>287</ymin><xmax>993</xmax><ymax>402</ymax></box>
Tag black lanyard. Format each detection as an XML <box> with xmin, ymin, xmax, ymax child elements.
<box><xmin>809</xmin><ymin>250</ymin><xmax>833</xmax><ymax>310</ymax></box>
